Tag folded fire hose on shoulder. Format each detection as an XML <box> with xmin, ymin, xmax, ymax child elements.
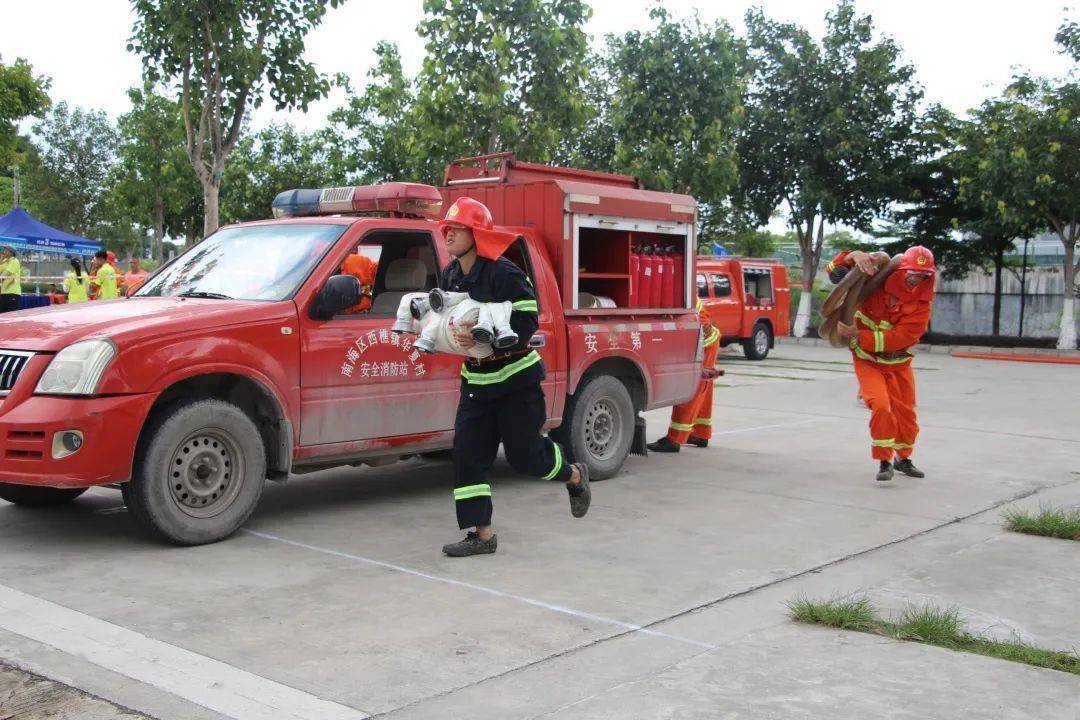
<box><xmin>819</xmin><ymin>252</ymin><xmax>898</xmax><ymax>348</ymax></box>
<box><xmin>392</xmin><ymin>289</ymin><xmax>518</xmax><ymax>359</ymax></box>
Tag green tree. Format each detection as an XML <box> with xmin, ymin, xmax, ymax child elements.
<box><xmin>737</xmin><ymin>1</ymin><xmax>922</xmax><ymax>336</ymax></box>
<box><xmin>220</xmin><ymin>123</ymin><xmax>346</xmax><ymax>223</ymax></box>
<box><xmin>130</xmin><ymin>0</ymin><xmax>345</xmax><ymax>236</ymax></box>
<box><xmin>0</xmin><ymin>56</ymin><xmax>51</xmax><ymax>170</ymax></box>
<box><xmin>26</xmin><ymin>102</ymin><xmax>118</xmax><ymax>238</ymax></box>
<box><xmin>113</xmin><ymin>83</ymin><xmax>198</xmax><ymax>261</ymax></box>
<box><xmin>414</xmin><ymin>0</ymin><xmax>592</xmax><ymax>163</ymax></box>
<box><xmin>958</xmin><ymin>73</ymin><xmax>1080</xmax><ymax>348</ymax></box>
<box><xmin>603</xmin><ymin>8</ymin><xmax>743</xmax><ymax>231</ymax></box>
<box><xmin>329</xmin><ymin>42</ymin><xmax>430</xmax><ymax>183</ymax></box>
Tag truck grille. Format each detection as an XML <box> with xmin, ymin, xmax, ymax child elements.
<box><xmin>0</xmin><ymin>351</ymin><xmax>33</xmax><ymax>393</ymax></box>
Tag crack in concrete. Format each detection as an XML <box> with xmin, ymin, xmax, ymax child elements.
<box><xmin>376</xmin><ymin>478</ymin><xmax>1076</xmax><ymax>719</ymax></box>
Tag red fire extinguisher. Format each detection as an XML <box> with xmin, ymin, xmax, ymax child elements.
<box><xmin>630</xmin><ymin>247</ymin><xmax>641</xmax><ymax>308</ymax></box>
<box><xmin>639</xmin><ymin>248</ymin><xmax>655</xmax><ymax>308</ymax></box>
<box><xmin>650</xmin><ymin>248</ymin><xmax>665</xmax><ymax>308</ymax></box>
<box><xmin>671</xmin><ymin>249</ymin><xmax>684</xmax><ymax>308</ymax></box>
<box><xmin>660</xmin><ymin>251</ymin><xmax>675</xmax><ymax>308</ymax></box>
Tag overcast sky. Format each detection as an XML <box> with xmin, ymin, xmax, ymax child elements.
<box><xmin>3</xmin><ymin>0</ymin><xmax>1075</xmax><ymax>135</ymax></box>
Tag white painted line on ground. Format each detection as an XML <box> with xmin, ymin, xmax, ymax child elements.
<box><xmin>0</xmin><ymin>584</ymin><xmax>369</xmax><ymax>720</ymax></box>
<box><xmin>242</xmin><ymin>530</ymin><xmax>716</xmax><ymax>651</ymax></box>
<box><xmin>710</xmin><ymin>417</ymin><xmax>829</xmax><ymax>436</ymax></box>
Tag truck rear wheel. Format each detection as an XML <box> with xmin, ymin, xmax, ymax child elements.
<box><xmin>743</xmin><ymin>322</ymin><xmax>771</xmax><ymax>361</ymax></box>
<box><xmin>558</xmin><ymin>375</ymin><xmax>635</xmax><ymax>480</ymax></box>
<box><xmin>0</xmin><ymin>484</ymin><xmax>87</xmax><ymax>507</ymax></box>
<box><xmin>125</xmin><ymin>399</ymin><xmax>266</xmax><ymax>546</ymax></box>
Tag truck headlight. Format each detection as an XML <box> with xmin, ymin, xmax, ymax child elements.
<box><xmin>35</xmin><ymin>340</ymin><xmax>117</xmax><ymax>396</ymax></box>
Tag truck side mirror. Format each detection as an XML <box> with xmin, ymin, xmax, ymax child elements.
<box><xmin>310</xmin><ymin>274</ymin><xmax>361</xmax><ymax>320</ymax></box>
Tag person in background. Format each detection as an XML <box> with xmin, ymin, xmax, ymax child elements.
<box><xmin>340</xmin><ymin>253</ymin><xmax>378</xmax><ymax>313</ymax></box>
<box><xmin>0</xmin><ymin>246</ymin><xmax>23</xmax><ymax>313</ymax></box>
<box><xmin>90</xmin><ymin>250</ymin><xmax>119</xmax><ymax>300</ymax></box>
<box><xmin>122</xmin><ymin>257</ymin><xmax>149</xmax><ymax>296</ymax></box>
<box><xmin>63</xmin><ymin>257</ymin><xmax>89</xmax><ymax>304</ymax></box>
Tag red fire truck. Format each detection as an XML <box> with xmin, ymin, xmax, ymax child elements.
<box><xmin>696</xmin><ymin>257</ymin><xmax>790</xmax><ymax>360</ymax></box>
<box><xmin>0</xmin><ymin>155</ymin><xmax>702</xmax><ymax>545</ymax></box>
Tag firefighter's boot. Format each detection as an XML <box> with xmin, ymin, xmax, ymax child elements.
<box><xmin>687</xmin><ymin>436</ymin><xmax>709</xmax><ymax>448</ymax></box>
<box><xmin>567</xmin><ymin>463</ymin><xmax>591</xmax><ymax>518</ymax></box>
<box><xmin>442</xmin><ymin>531</ymin><xmax>497</xmax><ymax>557</ymax></box>
<box><xmin>876</xmin><ymin>460</ymin><xmax>894</xmax><ymax>482</ymax></box>
<box><xmin>647</xmin><ymin>437</ymin><xmax>680</xmax><ymax>453</ymax></box>
<box><xmin>894</xmin><ymin>458</ymin><xmax>925</xmax><ymax>478</ymax></box>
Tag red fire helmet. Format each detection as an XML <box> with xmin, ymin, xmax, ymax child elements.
<box><xmin>438</xmin><ymin>196</ymin><xmax>518</xmax><ymax>260</ymax></box>
<box><xmin>899</xmin><ymin>245</ymin><xmax>936</xmax><ymax>274</ymax></box>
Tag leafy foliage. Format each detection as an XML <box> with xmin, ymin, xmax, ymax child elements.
<box><xmin>0</xmin><ymin>56</ymin><xmax>51</xmax><ymax>168</ymax></box>
<box><xmin>129</xmin><ymin>0</ymin><xmax>344</xmax><ymax>234</ymax></box>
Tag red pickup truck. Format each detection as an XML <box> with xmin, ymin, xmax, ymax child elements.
<box><xmin>0</xmin><ymin>156</ymin><xmax>702</xmax><ymax>544</ymax></box>
<box><xmin>696</xmin><ymin>257</ymin><xmax>790</xmax><ymax>360</ymax></box>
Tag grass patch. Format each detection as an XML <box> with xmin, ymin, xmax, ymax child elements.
<box><xmin>789</xmin><ymin>596</ymin><xmax>1080</xmax><ymax>676</ymax></box>
<box><xmin>1004</xmin><ymin>505</ymin><xmax>1080</xmax><ymax>541</ymax></box>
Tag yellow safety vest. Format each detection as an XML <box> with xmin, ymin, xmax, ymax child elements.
<box><xmin>95</xmin><ymin>263</ymin><xmax>118</xmax><ymax>299</ymax></box>
<box><xmin>64</xmin><ymin>271</ymin><xmax>89</xmax><ymax>303</ymax></box>
<box><xmin>1</xmin><ymin>258</ymin><xmax>22</xmax><ymax>295</ymax></box>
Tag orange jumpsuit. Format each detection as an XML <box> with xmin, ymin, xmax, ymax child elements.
<box><xmin>665</xmin><ymin>300</ymin><xmax>721</xmax><ymax>444</ymax></box>
<box><xmin>828</xmin><ymin>252</ymin><xmax>934</xmax><ymax>461</ymax></box>
<box><xmin>340</xmin><ymin>254</ymin><xmax>378</xmax><ymax>314</ymax></box>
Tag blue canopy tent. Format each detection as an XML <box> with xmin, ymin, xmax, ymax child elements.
<box><xmin>0</xmin><ymin>207</ymin><xmax>101</xmax><ymax>257</ymax></box>
<box><xmin>0</xmin><ymin>208</ymin><xmax>102</xmax><ymax>309</ymax></box>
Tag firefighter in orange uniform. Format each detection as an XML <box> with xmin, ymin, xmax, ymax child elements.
<box><xmin>827</xmin><ymin>246</ymin><xmax>936</xmax><ymax>482</ymax></box>
<box><xmin>340</xmin><ymin>253</ymin><xmax>378</xmax><ymax>313</ymax></box>
<box><xmin>648</xmin><ymin>298</ymin><xmax>722</xmax><ymax>452</ymax></box>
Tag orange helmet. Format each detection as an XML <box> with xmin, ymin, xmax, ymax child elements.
<box><xmin>899</xmin><ymin>245</ymin><xmax>935</xmax><ymax>274</ymax></box>
<box><xmin>438</xmin><ymin>197</ymin><xmax>517</xmax><ymax>260</ymax></box>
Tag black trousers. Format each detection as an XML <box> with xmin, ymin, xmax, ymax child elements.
<box><xmin>452</xmin><ymin>382</ymin><xmax>572</xmax><ymax>529</ymax></box>
<box><xmin>0</xmin><ymin>294</ymin><xmax>20</xmax><ymax>313</ymax></box>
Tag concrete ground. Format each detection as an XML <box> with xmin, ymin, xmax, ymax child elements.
<box><xmin>1</xmin><ymin>345</ymin><xmax>1077</xmax><ymax>720</ymax></box>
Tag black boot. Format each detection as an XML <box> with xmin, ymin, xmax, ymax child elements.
<box><xmin>894</xmin><ymin>458</ymin><xmax>925</xmax><ymax>478</ymax></box>
<box><xmin>647</xmin><ymin>437</ymin><xmax>680</xmax><ymax>453</ymax></box>
<box><xmin>442</xmin><ymin>531</ymin><xmax>497</xmax><ymax>557</ymax></box>
<box><xmin>567</xmin><ymin>463</ymin><xmax>591</xmax><ymax>518</ymax></box>
<box><xmin>687</xmin><ymin>436</ymin><xmax>709</xmax><ymax>448</ymax></box>
<box><xmin>876</xmin><ymin>461</ymin><xmax>894</xmax><ymax>482</ymax></box>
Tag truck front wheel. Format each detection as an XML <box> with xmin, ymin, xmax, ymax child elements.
<box><xmin>743</xmin><ymin>322</ymin><xmax>771</xmax><ymax>361</ymax></box>
<box><xmin>558</xmin><ymin>375</ymin><xmax>635</xmax><ymax>480</ymax></box>
<box><xmin>0</xmin><ymin>484</ymin><xmax>87</xmax><ymax>507</ymax></box>
<box><xmin>125</xmin><ymin>399</ymin><xmax>267</xmax><ymax>546</ymax></box>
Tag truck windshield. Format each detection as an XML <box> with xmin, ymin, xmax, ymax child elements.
<box><xmin>136</xmin><ymin>224</ymin><xmax>346</xmax><ymax>301</ymax></box>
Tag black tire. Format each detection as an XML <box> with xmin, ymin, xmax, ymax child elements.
<box><xmin>126</xmin><ymin>398</ymin><xmax>267</xmax><ymax>546</ymax></box>
<box><xmin>743</xmin><ymin>322</ymin><xmax>771</xmax><ymax>361</ymax></box>
<box><xmin>556</xmin><ymin>375</ymin><xmax>635</xmax><ymax>480</ymax></box>
<box><xmin>0</xmin><ymin>484</ymin><xmax>87</xmax><ymax>507</ymax></box>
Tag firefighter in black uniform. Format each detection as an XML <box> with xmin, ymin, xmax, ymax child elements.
<box><xmin>438</xmin><ymin>196</ymin><xmax>592</xmax><ymax>557</ymax></box>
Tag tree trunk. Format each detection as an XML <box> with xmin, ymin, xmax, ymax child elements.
<box><xmin>1058</xmin><ymin>227</ymin><xmax>1078</xmax><ymax>350</ymax></box>
<box><xmin>792</xmin><ymin>217</ymin><xmax>826</xmax><ymax>338</ymax></box>
<box><xmin>152</xmin><ymin>193</ymin><xmax>165</xmax><ymax>263</ymax></box>
<box><xmin>991</xmin><ymin>250</ymin><xmax>1003</xmax><ymax>336</ymax></box>
<box><xmin>203</xmin><ymin>182</ymin><xmax>220</xmax><ymax>238</ymax></box>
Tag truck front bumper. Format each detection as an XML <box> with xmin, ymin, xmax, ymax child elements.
<box><xmin>0</xmin><ymin>393</ymin><xmax>158</xmax><ymax>488</ymax></box>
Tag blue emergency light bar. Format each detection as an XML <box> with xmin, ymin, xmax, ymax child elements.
<box><xmin>272</xmin><ymin>183</ymin><xmax>443</xmax><ymax>219</ymax></box>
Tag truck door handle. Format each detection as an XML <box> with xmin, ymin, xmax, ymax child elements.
<box><xmin>529</xmin><ymin>333</ymin><xmax>547</xmax><ymax>348</ymax></box>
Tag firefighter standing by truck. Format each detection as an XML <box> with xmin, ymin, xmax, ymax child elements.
<box><xmin>828</xmin><ymin>246</ymin><xmax>936</xmax><ymax>482</ymax></box>
<box><xmin>648</xmin><ymin>298</ymin><xmax>722</xmax><ymax>452</ymax></box>
<box><xmin>438</xmin><ymin>197</ymin><xmax>592</xmax><ymax>557</ymax></box>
